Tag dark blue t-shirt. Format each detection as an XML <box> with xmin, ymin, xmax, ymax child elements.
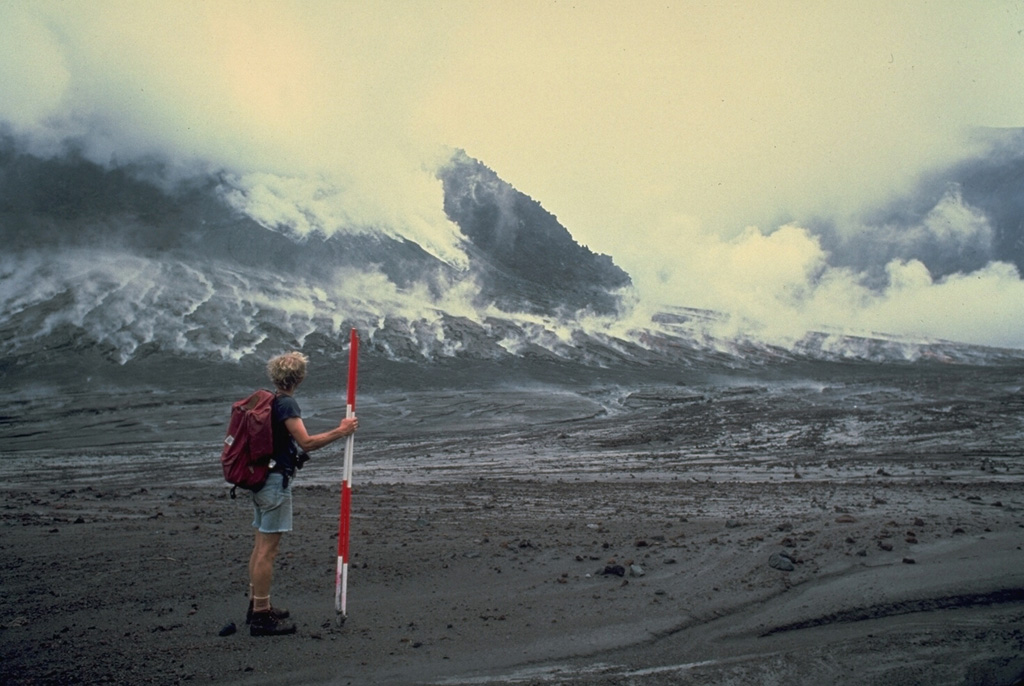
<box><xmin>271</xmin><ymin>394</ymin><xmax>302</xmax><ymax>474</ymax></box>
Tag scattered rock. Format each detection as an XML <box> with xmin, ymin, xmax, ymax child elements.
<box><xmin>835</xmin><ymin>514</ymin><xmax>856</xmax><ymax>524</ymax></box>
<box><xmin>902</xmin><ymin>558</ymin><xmax>916</xmax><ymax>564</ymax></box>
<box><xmin>629</xmin><ymin>564</ymin><xmax>645</xmax><ymax>577</ymax></box>
<box><xmin>878</xmin><ymin>540</ymin><xmax>893</xmax><ymax>551</ymax></box>
<box><xmin>601</xmin><ymin>565</ymin><xmax>626</xmax><ymax>577</ymax></box>
<box><xmin>218</xmin><ymin>622</ymin><xmax>236</xmax><ymax>637</ymax></box>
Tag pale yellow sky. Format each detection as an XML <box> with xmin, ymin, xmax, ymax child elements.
<box><xmin>416</xmin><ymin>1</ymin><xmax>1024</xmax><ymax>246</ymax></box>
<box><xmin>2</xmin><ymin>0</ymin><xmax>1023</xmax><ymax>346</ymax></box>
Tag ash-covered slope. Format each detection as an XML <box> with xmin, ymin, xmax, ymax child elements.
<box><xmin>0</xmin><ymin>141</ymin><xmax>629</xmax><ymax>313</ymax></box>
<box><xmin>0</xmin><ymin>138</ymin><xmax>641</xmax><ymax>389</ymax></box>
<box><xmin>1</xmin><ymin>136</ymin><xmax>1021</xmax><ymax>396</ymax></box>
<box><xmin>0</xmin><ymin>140</ymin><xmax>454</xmax><ymax>291</ymax></box>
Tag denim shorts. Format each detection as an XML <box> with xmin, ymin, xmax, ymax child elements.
<box><xmin>251</xmin><ymin>473</ymin><xmax>293</xmax><ymax>534</ymax></box>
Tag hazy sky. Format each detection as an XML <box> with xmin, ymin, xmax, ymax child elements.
<box><xmin>2</xmin><ymin>1</ymin><xmax>1024</xmax><ymax>347</ymax></box>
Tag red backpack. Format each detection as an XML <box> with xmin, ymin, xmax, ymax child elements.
<box><xmin>221</xmin><ymin>390</ymin><xmax>276</xmax><ymax>497</ymax></box>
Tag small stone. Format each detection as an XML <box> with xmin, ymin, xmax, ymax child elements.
<box><xmin>835</xmin><ymin>514</ymin><xmax>856</xmax><ymax>524</ymax></box>
<box><xmin>630</xmin><ymin>564</ymin><xmax>645</xmax><ymax>577</ymax></box>
<box><xmin>602</xmin><ymin>565</ymin><xmax>626</xmax><ymax>577</ymax></box>
<box><xmin>768</xmin><ymin>552</ymin><xmax>795</xmax><ymax>572</ymax></box>
<box><xmin>218</xmin><ymin>622</ymin><xmax>236</xmax><ymax>637</ymax></box>
<box><xmin>902</xmin><ymin>558</ymin><xmax>916</xmax><ymax>564</ymax></box>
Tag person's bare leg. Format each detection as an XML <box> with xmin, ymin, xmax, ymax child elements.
<box><xmin>250</xmin><ymin>530</ymin><xmax>282</xmax><ymax>611</ymax></box>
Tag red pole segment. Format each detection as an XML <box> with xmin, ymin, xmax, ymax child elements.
<box><xmin>336</xmin><ymin>328</ymin><xmax>359</xmax><ymax>623</ymax></box>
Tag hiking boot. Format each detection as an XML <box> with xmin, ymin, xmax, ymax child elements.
<box><xmin>246</xmin><ymin>601</ymin><xmax>290</xmax><ymax>624</ymax></box>
<box><xmin>249</xmin><ymin>611</ymin><xmax>296</xmax><ymax>637</ymax></box>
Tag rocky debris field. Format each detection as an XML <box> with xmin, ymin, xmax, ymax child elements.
<box><xmin>1</xmin><ymin>364</ymin><xmax>1023</xmax><ymax>684</ymax></box>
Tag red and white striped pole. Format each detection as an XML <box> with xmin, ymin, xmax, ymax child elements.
<box><xmin>336</xmin><ymin>328</ymin><xmax>358</xmax><ymax>625</ymax></box>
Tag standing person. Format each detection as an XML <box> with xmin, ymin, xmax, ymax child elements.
<box><xmin>248</xmin><ymin>351</ymin><xmax>359</xmax><ymax>637</ymax></box>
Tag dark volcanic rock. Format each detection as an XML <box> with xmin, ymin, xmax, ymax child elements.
<box><xmin>439</xmin><ymin>150</ymin><xmax>630</xmax><ymax>315</ymax></box>
<box><xmin>769</xmin><ymin>552</ymin><xmax>795</xmax><ymax>572</ymax></box>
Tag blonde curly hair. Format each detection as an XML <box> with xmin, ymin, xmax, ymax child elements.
<box><xmin>267</xmin><ymin>351</ymin><xmax>308</xmax><ymax>392</ymax></box>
